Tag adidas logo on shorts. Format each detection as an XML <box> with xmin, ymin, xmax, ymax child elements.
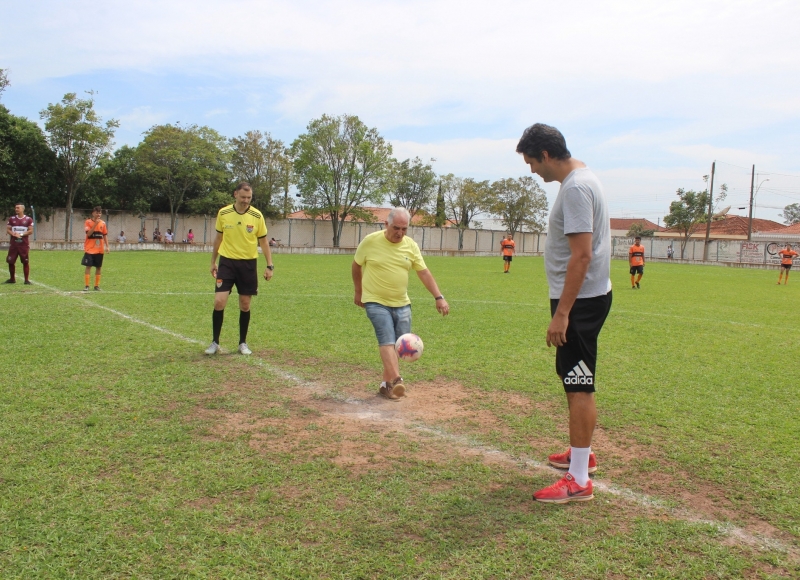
<box><xmin>564</xmin><ymin>360</ymin><xmax>594</xmax><ymax>385</ymax></box>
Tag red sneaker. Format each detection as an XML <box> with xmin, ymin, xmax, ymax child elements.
<box><xmin>533</xmin><ymin>473</ymin><xmax>593</xmax><ymax>503</ymax></box>
<box><xmin>548</xmin><ymin>448</ymin><xmax>597</xmax><ymax>473</ymax></box>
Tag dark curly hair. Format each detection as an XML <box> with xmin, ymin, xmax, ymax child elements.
<box><xmin>516</xmin><ymin>123</ymin><xmax>571</xmax><ymax>162</ymax></box>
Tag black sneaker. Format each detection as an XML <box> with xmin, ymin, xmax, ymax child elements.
<box><xmin>2</xmin><ymin>279</ymin><xmax>15</xmax><ymax>284</ymax></box>
<box><xmin>636</xmin><ymin>282</ymin><xmax>640</xmax><ymax>289</ymax></box>
<box><xmin>24</xmin><ymin>280</ymin><xmax>32</xmax><ymax>285</ymax></box>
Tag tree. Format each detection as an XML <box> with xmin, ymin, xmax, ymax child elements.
<box><xmin>40</xmin><ymin>92</ymin><xmax>118</xmax><ymax>240</ymax></box>
<box><xmin>388</xmin><ymin>157</ymin><xmax>437</xmax><ymax>219</ymax></box>
<box><xmin>291</xmin><ymin>114</ymin><xmax>393</xmax><ymax>247</ymax></box>
<box><xmin>440</xmin><ymin>175</ymin><xmax>491</xmax><ymax>250</ymax></box>
<box><xmin>626</xmin><ymin>222</ymin><xmax>656</xmax><ymax>237</ymax></box>
<box><xmin>780</xmin><ymin>203</ymin><xmax>800</xmax><ymax>225</ymax></box>
<box><xmin>488</xmin><ymin>176</ymin><xmax>548</xmax><ymax>237</ymax></box>
<box><xmin>0</xmin><ymin>105</ymin><xmax>60</xmax><ymax>216</ymax></box>
<box><xmin>80</xmin><ymin>145</ymin><xmax>152</xmax><ymax>215</ymax></box>
<box><xmin>663</xmin><ymin>189</ymin><xmax>708</xmax><ymax>258</ymax></box>
<box><xmin>0</xmin><ymin>69</ymin><xmax>9</xmax><ymax>100</ymax></box>
<box><xmin>229</xmin><ymin>130</ymin><xmax>290</xmax><ymax>217</ymax></box>
<box><xmin>434</xmin><ymin>180</ymin><xmax>447</xmax><ymax>227</ymax></box>
<box><xmin>136</xmin><ymin>124</ymin><xmax>230</xmax><ymax>233</ymax></box>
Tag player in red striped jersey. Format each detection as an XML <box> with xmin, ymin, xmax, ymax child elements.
<box><xmin>5</xmin><ymin>203</ymin><xmax>34</xmax><ymax>285</ymax></box>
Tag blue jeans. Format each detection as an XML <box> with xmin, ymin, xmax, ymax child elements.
<box><xmin>364</xmin><ymin>303</ymin><xmax>412</xmax><ymax>346</ymax></box>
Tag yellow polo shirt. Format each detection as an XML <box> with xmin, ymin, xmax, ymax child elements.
<box><xmin>215</xmin><ymin>204</ymin><xmax>267</xmax><ymax>260</ymax></box>
<box><xmin>354</xmin><ymin>230</ymin><xmax>427</xmax><ymax>307</ymax></box>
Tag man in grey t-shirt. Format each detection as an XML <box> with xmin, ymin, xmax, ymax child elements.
<box><xmin>516</xmin><ymin>123</ymin><xmax>612</xmax><ymax>504</ymax></box>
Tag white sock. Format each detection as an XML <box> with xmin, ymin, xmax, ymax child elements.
<box><xmin>568</xmin><ymin>447</ymin><xmax>591</xmax><ymax>486</ymax></box>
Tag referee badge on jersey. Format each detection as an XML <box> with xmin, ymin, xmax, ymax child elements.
<box><xmin>246</xmin><ymin>224</ymin><xmax>254</xmax><ymax>233</ymax></box>
<box><xmin>216</xmin><ymin>279</ymin><xmax>223</xmax><ymax>288</ymax></box>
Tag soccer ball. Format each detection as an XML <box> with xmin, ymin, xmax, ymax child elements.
<box><xmin>395</xmin><ymin>333</ymin><xmax>423</xmax><ymax>362</ymax></box>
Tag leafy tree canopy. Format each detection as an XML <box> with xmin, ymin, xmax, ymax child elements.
<box><xmin>136</xmin><ymin>124</ymin><xmax>230</xmax><ymax>232</ymax></box>
<box><xmin>663</xmin><ymin>188</ymin><xmax>708</xmax><ymax>258</ymax></box>
<box><xmin>0</xmin><ymin>105</ymin><xmax>60</xmax><ymax>218</ymax></box>
<box><xmin>488</xmin><ymin>176</ymin><xmax>548</xmax><ymax>236</ymax></box>
<box><xmin>40</xmin><ymin>92</ymin><xmax>118</xmax><ymax>240</ymax></box>
<box><xmin>291</xmin><ymin>114</ymin><xmax>393</xmax><ymax>247</ymax></box>
<box><xmin>780</xmin><ymin>203</ymin><xmax>800</xmax><ymax>225</ymax></box>
<box><xmin>388</xmin><ymin>157</ymin><xmax>437</xmax><ymax>219</ymax></box>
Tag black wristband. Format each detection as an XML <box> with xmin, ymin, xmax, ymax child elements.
<box><xmin>266</xmin><ymin>265</ymin><xmax>274</xmax><ymax>271</ymax></box>
<box><xmin>434</xmin><ymin>295</ymin><xmax>444</xmax><ymax>300</ymax></box>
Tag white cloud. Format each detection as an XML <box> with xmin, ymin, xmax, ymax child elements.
<box><xmin>4</xmin><ymin>0</ymin><xmax>800</xmax><ymax>221</ymax></box>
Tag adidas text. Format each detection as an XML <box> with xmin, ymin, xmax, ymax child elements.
<box><xmin>564</xmin><ymin>376</ymin><xmax>593</xmax><ymax>385</ymax></box>
<box><xmin>564</xmin><ymin>361</ymin><xmax>594</xmax><ymax>385</ymax></box>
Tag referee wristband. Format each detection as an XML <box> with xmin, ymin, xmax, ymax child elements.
<box><xmin>434</xmin><ymin>295</ymin><xmax>444</xmax><ymax>300</ymax></box>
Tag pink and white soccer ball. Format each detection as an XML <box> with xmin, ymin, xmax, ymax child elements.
<box><xmin>395</xmin><ymin>333</ymin><xmax>424</xmax><ymax>362</ymax></box>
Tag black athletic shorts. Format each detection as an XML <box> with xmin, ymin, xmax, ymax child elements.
<box><xmin>503</xmin><ymin>255</ymin><xmax>513</xmax><ymax>262</ymax></box>
<box><xmin>629</xmin><ymin>265</ymin><xmax>644</xmax><ymax>275</ymax></box>
<box><xmin>6</xmin><ymin>244</ymin><xmax>29</xmax><ymax>264</ymax></box>
<box><xmin>215</xmin><ymin>256</ymin><xmax>258</xmax><ymax>296</ymax></box>
<box><xmin>781</xmin><ymin>264</ymin><xmax>792</xmax><ymax>270</ymax></box>
<box><xmin>549</xmin><ymin>291</ymin><xmax>612</xmax><ymax>394</ymax></box>
<box><xmin>81</xmin><ymin>253</ymin><xmax>104</xmax><ymax>268</ymax></box>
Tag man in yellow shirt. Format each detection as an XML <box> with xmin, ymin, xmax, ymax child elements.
<box><xmin>352</xmin><ymin>207</ymin><xmax>449</xmax><ymax>400</ymax></box>
<box><xmin>206</xmin><ymin>182</ymin><xmax>274</xmax><ymax>355</ymax></box>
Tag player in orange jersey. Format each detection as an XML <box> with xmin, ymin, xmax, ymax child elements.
<box><xmin>82</xmin><ymin>206</ymin><xmax>109</xmax><ymax>291</ymax></box>
<box><xmin>777</xmin><ymin>243</ymin><xmax>798</xmax><ymax>285</ymax></box>
<box><xmin>501</xmin><ymin>234</ymin><xmax>516</xmax><ymax>273</ymax></box>
<box><xmin>629</xmin><ymin>236</ymin><xmax>645</xmax><ymax>289</ymax></box>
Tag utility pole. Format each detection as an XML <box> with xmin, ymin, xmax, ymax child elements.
<box><xmin>703</xmin><ymin>161</ymin><xmax>716</xmax><ymax>261</ymax></box>
<box><xmin>747</xmin><ymin>165</ymin><xmax>755</xmax><ymax>241</ymax></box>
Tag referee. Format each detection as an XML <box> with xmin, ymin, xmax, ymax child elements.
<box><xmin>206</xmin><ymin>182</ymin><xmax>274</xmax><ymax>355</ymax></box>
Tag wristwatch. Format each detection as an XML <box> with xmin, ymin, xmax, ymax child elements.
<box><xmin>266</xmin><ymin>265</ymin><xmax>274</xmax><ymax>271</ymax></box>
<box><xmin>434</xmin><ymin>295</ymin><xmax>444</xmax><ymax>300</ymax></box>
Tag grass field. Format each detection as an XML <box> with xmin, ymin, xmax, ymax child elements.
<box><xmin>1</xmin><ymin>250</ymin><xmax>798</xmax><ymax>578</ymax></box>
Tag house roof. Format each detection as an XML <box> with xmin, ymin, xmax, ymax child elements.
<box><xmin>758</xmin><ymin>221</ymin><xmax>800</xmax><ymax>234</ymax></box>
<box><xmin>288</xmin><ymin>207</ymin><xmax>441</xmax><ymax>225</ymax></box>
<box><xmin>662</xmin><ymin>215</ymin><xmax>785</xmax><ymax>237</ymax></box>
<box><xmin>610</xmin><ymin>218</ymin><xmax>666</xmax><ymax>232</ymax></box>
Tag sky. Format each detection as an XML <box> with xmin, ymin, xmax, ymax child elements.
<box><xmin>2</xmin><ymin>0</ymin><xmax>800</xmax><ymax>225</ymax></box>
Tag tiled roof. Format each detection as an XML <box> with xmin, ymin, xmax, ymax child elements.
<box><xmin>288</xmin><ymin>207</ymin><xmax>441</xmax><ymax>225</ymax></box>
<box><xmin>662</xmin><ymin>215</ymin><xmax>785</xmax><ymax>237</ymax></box>
<box><xmin>759</xmin><ymin>221</ymin><xmax>800</xmax><ymax>234</ymax></box>
<box><xmin>610</xmin><ymin>218</ymin><xmax>665</xmax><ymax>232</ymax></box>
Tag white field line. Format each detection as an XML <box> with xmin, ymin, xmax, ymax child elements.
<box><xmin>23</xmin><ymin>281</ymin><xmax>796</xmax><ymax>556</ymax></box>
<box><xmin>8</xmin><ymin>286</ymin><xmax>770</xmax><ymax>330</ymax></box>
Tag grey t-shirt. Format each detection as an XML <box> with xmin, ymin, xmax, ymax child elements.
<box><xmin>545</xmin><ymin>167</ymin><xmax>612</xmax><ymax>299</ymax></box>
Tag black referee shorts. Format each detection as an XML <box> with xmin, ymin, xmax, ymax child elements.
<box><xmin>549</xmin><ymin>291</ymin><xmax>612</xmax><ymax>393</ymax></box>
<box><xmin>215</xmin><ymin>256</ymin><xmax>258</xmax><ymax>296</ymax></box>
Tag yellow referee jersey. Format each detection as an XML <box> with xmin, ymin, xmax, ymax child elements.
<box><xmin>215</xmin><ymin>204</ymin><xmax>268</xmax><ymax>260</ymax></box>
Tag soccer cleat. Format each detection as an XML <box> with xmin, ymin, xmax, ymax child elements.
<box><xmin>238</xmin><ymin>343</ymin><xmax>252</xmax><ymax>355</ymax></box>
<box><xmin>84</xmin><ymin>286</ymin><xmax>90</xmax><ymax>292</ymax></box>
<box><xmin>533</xmin><ymin>473</ymin><xmax>594</xmax><ymax>503</ymax></box>
<box><xmin>2</xmin><ymin>279</ymin><xmax>15</xmax><ymax>284</ymax></box>
<box><xmin>204</xmin><ymin>341</ymin><xmax>220</xmax><ymax>355</ymax></box>
<box><xmin>548</xmin><ymin>448</ymin><xmax>597</xmax><ymax>474</ymax></box>
<box><xmin>24</xmin><ymin>280</ymin><xmax>32</xmax><ymax>285</ymax></box>
<box><xmin>636</xmin><ymin>282</ymin><xmax>640</xmax><ymax>289</ymax></box>
<box><xmin>94</xmin><ymin>286</ymin><xmax>101</xmax><ymax>291</ymax></box>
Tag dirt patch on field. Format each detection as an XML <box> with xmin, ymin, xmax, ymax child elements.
<box><xmin>187</xmin><ymin>360</ymin><xmax>799</xmax><ymax>562</ymax></box>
